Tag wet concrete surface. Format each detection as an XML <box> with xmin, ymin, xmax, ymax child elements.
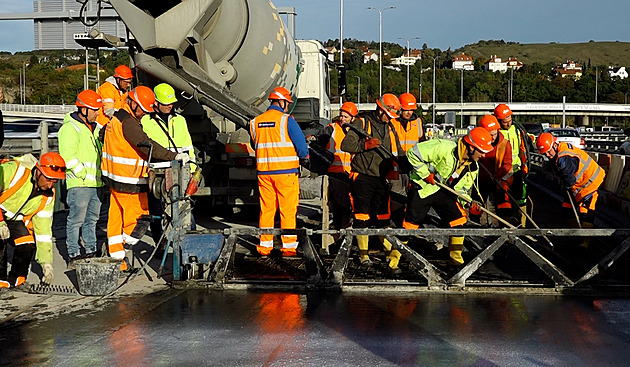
<box><xmin>2</xmin><ymin>290</ymin><xmax>630</xmax><ymax>366</ymax></box>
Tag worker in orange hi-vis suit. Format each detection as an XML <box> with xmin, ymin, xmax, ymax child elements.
<box><xmin>101</xmin><ymin>86</ymin><xmax>188</xmax><ymax>271</ymax></box>
<box><xmin>96</xmin><ymin>65</ymin><xmax>133</xmax><ymax>130</ymax></box>
<box><xmin>249</xmin><ymin>86</ymin><xmax>309</xmax><ymax>257</ymax></box>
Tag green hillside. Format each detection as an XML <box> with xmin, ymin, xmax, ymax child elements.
<box><xmin>457</xmin><ymin>40</ymin><xmax>630</xmax><ymax>66</ymax></box>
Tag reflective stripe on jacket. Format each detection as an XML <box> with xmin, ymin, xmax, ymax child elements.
<box><xmin>407</xmin><ymin>138</ymin><xmax>478</xmax><ymax>203</ymax></box>
<box><xmin>101</xmin><ymin>105</ymin><xmax>149</xmax><ymax>190</ymax></box>
<box><xmin>392</xmin><ymin>116</ymin><xmax>423</xmax><ymax>153</ymax></box>
<box><xmin>0</xmin><ymin>157</ymin><xmax>55</xmax><ymax>264</ymax></box>
<box><xmin>141</xmin><ymin>113</ymin><xmax>197</xmax><ymax>171</ymax></box>
<box><xmin>326</xmin><ymin>122</ymin><xmax>352</xmax><ymax>174</ymax></box>
<box><xmin>556</xmin><ymin>142</ymin><xmax>605</xmax><ymax>203</ymax></box>
<box><xmin>96</xmin><ymin>77</ymin><xmax>128</xmax><ymax>128</ymax></box>
<box><xmin>249</xmin><ymin>108</ymin><xmax>299</xmax><ymax>173</ymax></box>
<box><xmin>59</xmin><ymin>112</ymin><xmax>103</xmax><ymax>189</ymax></box>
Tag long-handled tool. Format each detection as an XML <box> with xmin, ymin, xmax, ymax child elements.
<box><xmin>478</xmin><ymin>163</ymin><xmax>554</xmax><ymax>248</ymax></box>
<box><xmin>434</xmin><ymin>180</ymin><xmax>539</xmax><ymax>243</ymax></box>
<box><xmin>566</xmin><ymin>190</ymin><xmax>582</xmax><ymax>229</ymax></box>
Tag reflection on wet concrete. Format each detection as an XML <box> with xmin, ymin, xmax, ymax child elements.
<box><xmin>2</xmin><ymin>291</ymin><xmax>630</xmax><ymax>366</ymax></box>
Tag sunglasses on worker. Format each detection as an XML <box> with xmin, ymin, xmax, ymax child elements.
<box><xmin>42</xmin><ymin>165</ymin><xmax>66</xmax><ymax>172</ymax></box>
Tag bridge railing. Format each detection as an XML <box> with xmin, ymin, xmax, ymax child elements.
<box><xmin>0</xmin><ymin>103</ymin><xmax>73</xmax><ymax>118</ymax></box>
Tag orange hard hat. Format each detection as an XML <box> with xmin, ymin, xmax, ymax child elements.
<box><xmin>464</xmin><ymin>127</ymin><xmax>494</xmax><ymax>153</ymax></box>
<box><xmin>494</xmin><ymin>103</ymin><xmax>512</xmax><ymax>119</ymax></box>
<box><xmin>76</xmin><ymin>89</ymin><xmax>103</xmax><ymax>110</ymax></box>
<box><xmin>399</xmin><ymin>93</ymin><xmax>417</xmax><ymax>111</ymax></box>
<box><xmin>376</xmin><ymin>93</ymin><xmax>401</xmax><ymax>119</ymax></box>
<box><xmin>268</xmin><ymin>86</ymin><xmax>293</xmax><ymax>103</ymax></box>
<box><xmin>129</xmin><ymin>86</ymin><xmax>155</xmax><ymax>113</ymax></box>
<box><xmin>340</xmin><ymin>101</ymin><xmax>358</xmax><ymax>117</ymax></box>
<box><xmin>478</xmin><ymin>115</ymin><xmax>499</xmax><ymax>132</ymax></box>
<box><xmin>536</xmin><ymin>132</ymin><xmax>557</xmax><ymax>154</ymax></box>
<box><xmin>114</xmin><ymin>65</ymin><xmax>133</xmax><ymax>80</ymax></box>
<box><xmin>37</xmin><ymin>152</ymin><xmax>66</xmax><ymax>180</ymax></box>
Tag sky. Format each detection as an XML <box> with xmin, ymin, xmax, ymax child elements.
<box><xmin>1</xmin><ymin>0</ymin><xmax>630</xmax><ymax>52</ymax></box>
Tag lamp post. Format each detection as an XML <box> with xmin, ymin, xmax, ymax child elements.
<box><xmin>398</xmin><ymin>37</ymin><xmax>420</xmax><ymax>93</ymax></box>
<box><xmin>460</xmin><ymin>68</ymin><xmax>464</xmax><ymax>128</ymax></box>
<box><xmin>367</xmin><ymin>6</ymin><xmax>395</xmax><ymax>97</ymax></box>
<box><xmin>432</xmin><ymin>56</ymin><xmax>437</xmax><ymax>124</ymax></box>
<box><xmin>355</xmin><ymin>75</ymin><xmax>361</xmax><ymax>108</ymax></box>
<box><xmin>595</xmin><ymin>66</ymin><xmax>598</xmax><ymax>103</ymax></box>
<box><xmin>339</xmin><ymin>0</ymin><xmax>343</xmax><ymax>104</ymax></box>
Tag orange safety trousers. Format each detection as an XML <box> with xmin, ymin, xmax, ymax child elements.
<box><xmin>258</xmin><ymin>173</ymin><xmax>299</xmax><ymax>250</ymax></box>
<box><xmin>107</xmin><ymin>189</ymin><xmax>149</xmax><ymax>260</ymax></box>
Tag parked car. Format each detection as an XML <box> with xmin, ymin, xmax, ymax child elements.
<box><xmin>619</xmin><ymin>140</ymin><xmax>630</xmax><ymax>155</ymax></box>
<box><xmin>544</xmin><ymin>127</ymin><xmax>585</xmax><ymax>150</ymax></box>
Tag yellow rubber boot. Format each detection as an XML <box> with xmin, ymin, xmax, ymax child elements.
<box><xmin>520</xmin><ymin>205</ymin><xmax>528</xmax><ymax>227</ymax></box>
<box><xmin>578</xmin><ymin>222</ymin><xmax>594</xmax><ymax>249</ymax></box>
<box><xmin>380</xmin><ymin>237</ymin><xmax>402</xmax><ymax>271</ymax></box>
<box><xmin>357</xmin><ymin>235</ymin><xmax>372</xmax><ymax>265</ymax></box>
<box><xmin>449</xmin><ymin>236</ymin><xmax>465</xmax><ymax>266</ymax></box>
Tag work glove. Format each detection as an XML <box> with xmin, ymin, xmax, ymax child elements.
<box><xmin>364</xmin><ymin>137</ymin><xmax>381</xmax><ymax>150</ymax></box>
<box><xmin>299</xmin><ymin>157</ymin><xmax>311</xmax><ymax>170</ymax></box>
<box><xmin>175</xmin><ymin>153</ymin><xmax>191</xmax><ymax>165</ymax></box>
<box><xmin>468</xmin><ymin>201</ymin><xmax>483</xmax><ymax>216</ymax></box>
<box><xmin>0</xmin><ymin>221</ymin><xmax>10</xmax><ymax>240</ymax></box>
<box><xmin>305</xmin><ymin>135</ymin><xmax>317</xmax><ymax>144</ymax></box>
<box><xmin>423</xmin><ymin>173</ymin><xmax>436</xmax><ymax>185</ymax></box>
<box><xmin>41</xmin><ymin>263</ymin><xmax>54</xmax><ymax>284</ymax></box>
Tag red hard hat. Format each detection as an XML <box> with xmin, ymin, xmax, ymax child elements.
<box><xmin>464</xmin><ymin>127</ymin><xmax>494</xmax><ymax>153</ymax></box>
<box><xmin>376</xmin><ymin>93</ymin><xmax>401</xmax><ymax>119</ymax></box>
<box><xmin>268</xmin><ymin>86</ymin><xmax>293</xmax><ymax>103</ymax></box>
<box><xmin>37</xmin><ymin>152</ymin><xmax>66</xmax><ymax>180</ymax></box>
<box><xmin>478</xmin><ymin>115</ymin><xmax>499</xmax><ymax>132</ymax></box>
<box><xmin>340</xmin><ymin>102</ymin><xmax>358</xmax><ymax>117</ymax></box>
<box><xmin>536</xmin><ymin>132</ymin><xmax>557</xmax><ymax>154</ymax></box>
<box><xmin>129</xmin><ymin>86</ymin><xmax>155</xmax><ymax>113</ymax></box>
<box><xmin>114</xmin><ymin>65</ymin><xmax>133</xmax><ymax>80</ymax></box>
<box><xmin>76</xmin><ymin>90</ymin><xmax>103</xmax><ymax>110</ymax></box>
<box><xmin>494</xmin><ymin>103</ymin><xmax>512</xmax><ymax>119</ymax></box>
<box><xmin>399</xmin><ymin>93</ymin><xmax>417</xmax><ymax>111</ymax></box>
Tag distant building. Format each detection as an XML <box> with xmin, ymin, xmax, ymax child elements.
<box><xmin>485</xmin><ymin>55</ymin><xmax>507</xmax><ymax>73</ymax></box>
<box><xmin>555</xmin><ymin>60</ymin><xmax>583</xmax><ymax>79</ymax></box>
<box><xmin>324</xmin><ymin>46</ymin><xmax>337</xmax><ymax>62</ymax></box>
<box><xmin>363</xmin><ymin>51</ymin><xmax>378</xmax><ymax>63</ymax></box>
<box><xmin>391</xmin><ymin>49</ymin><xmax>422</xmax><ymax>66</ymax></box>
<box><xmin>484</xmin><ymin>55</ymin><xmax>523</xmax><ymax>73</ymax></box>
<box><xmin>608</xmin><ymin>66</ymin><xmax>628</xmax><ymax>79</ymax></box>
<box><xmin>452</xmin><ymin>53</ymin><xmax>474</xmax><ymax>70</ymax></box>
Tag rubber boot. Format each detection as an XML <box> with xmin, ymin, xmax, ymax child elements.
<box><xmin>381</xmin><ymin>237</ymin><xmax>402</xmax><ymax>274</ymax></box>
<box><xmin>356</xmin><ymin>235</ymin><xmax>372</xmax><ymax>266</ymax></box>
<box><xmin>578</xmin><ymin>222</ymin><xmax>594</xmax><ymax>250</ymax></box>
<box><xmin>519</xmin><ymin>205</ymin><xmax>528</xmax><ymax>228</ymax></box>
<box><xmin>449</xmin><ymin>236</ymin><xmax>465</xmax><ymax>266</ymax></box>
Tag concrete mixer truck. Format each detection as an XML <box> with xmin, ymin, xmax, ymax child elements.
<box><xmin>97</xmin><ymin>0</ymin><xmax>343</xmax><ymax>209</ymax></box>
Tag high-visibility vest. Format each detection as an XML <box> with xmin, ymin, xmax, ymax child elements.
<box><xmin>500</xmin><ymin>124</ymin><xmax>527</xmax><ymax>173</ymax></box>
<box><xmin>249</xmin><ymin>108</ymin><xmax>299</xmax><ymax>172</ymax></box>
<box><xmin>0</xmin><ymin>158</ymin><xmax>55</xmax><ymax>264</ymax></box>
<box><xmin>392</xmin><ymin>117</ymin><xmax>423</xmax><ymax>153</ymax></box>
<box><xmin>101</xmin><ymin>105</ymin><xmax>149</xmax><ymax>188</ymax></box>
<box><xmin>325</xmin><ymin>122</ymin><xmax>352</xmax><ymax>174</ymax></box>
<box><xmin>58</xmin><ymin>112</ymin><xmax>103</xmax><ymax>189</ymax></box>
<box><xmin>556</xmin><ymin>143</ymin><xmax>605</xmax><ymax>202</ymax></box>
<box><xmin>96</xmin><ymin>77</ymin><xmax>128</xmax><ymax>128</ymax></box>
<box><xmin>141</xmin><ymin>113</ymin><xmax>197</xmax><ymax>171</ymax></box>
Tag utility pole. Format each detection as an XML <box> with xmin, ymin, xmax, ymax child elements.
<box><xmin>355</xmin><ymin>75</ymin><xmax>361</xmax><ymax>108</ymax></box>
<box><xmin>367</xmin><ymin>6</ymin><xmax>395</xmax><ymax>97</ymax></box>
<box><xmin>398</xmin><ymin>37</ymin><xmax>419</xmax><ymax>93</ymax></box>
<box><xmin>595</xmin><ymin>66</ymin><xmax>598</xmax><ymax>103</ymax></box>
<box><xmin>460</xmin><ymin>68</ymin><xmax>464</xmax><ymax>128</ymax></box>
<box><xmin>432</xmin><ymin>56</ymin><xmax>437</xmax><ymax>124</ymax></box>
<box><xmin>339</xmin><ymin>0</ymin><xmax>343</xmax><ymax>104</ymax></box>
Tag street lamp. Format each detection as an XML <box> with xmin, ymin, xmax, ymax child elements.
<box><xmin>367</xmin><ymin>6</ymin><xmax>395</xmax><ymax>97</ymax></box>
<box><xmin>432</xmin><ymin>56</ymin><xmax>437</xmax><ymax>124</ymax></box>
<box><xmin>355</xmin><ymin>75</ymin><xmax>361</xmax><ymax>108</ymax></box>
<box><xmin>398</xmin><ymin>37</ymin><xmax>420</xmax><ymax>93</ymax></box>
<box><xmin>595</xmin><ymin>66</ymin><xmax>599</xmax><ymax>103</ymax></box>
<box><xmin>460</xmin><ymin>68</ymin><xmax>464</xmax><ymax>128</ymax></box>
<box><xmin>339</xmin><ymin>0</ymin><xmax>344</xmax><ymax>104</ymax></box>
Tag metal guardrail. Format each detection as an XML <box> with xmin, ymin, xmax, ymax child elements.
<box><xmin>583</xmin><ymin>131</ymin><xmax>628</xmax><ymax>152</ymax></box>
<box><xmin>0</xmin><ymin>103</ymin><xmax>73</xmax><ymax>118</ymax></box>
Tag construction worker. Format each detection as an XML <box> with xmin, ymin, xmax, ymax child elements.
<box><xmin>96</xmin><ymin>64</ymin><xmax>133</xmax><ymax>130</ymax></box>
<box><xmin>470</xmin><ymin>115</ymin><xmax>513</xmax><ymax>224</ymax></box>
<box><xmin>0</xmin><ymin>153</ymin><xmax>65</xmax><ymax>288</ymax></box>
<box><xmin>317</xmin><ymin>101</ymin><xmax>357</xmax><ymax>229</ymax></box>
<box><xmin>494</xmin><ymin>103</ymin><xmax>530</xmax><ymax>226</ymax></box>
<box><xmin>536</xmin><ymin>132</ymin><xmax>605</xmax><ymax>249</ymax></box>
<box><xmin>102</xmin><ymin>86</ymin><xmax>189</xmax><ymax>271</ymax></box>
<box><xmin>403</xmin><ymin>127</ymin><xmax>494</xmax><ymax>266</ymax></box>
<box><xmin>393</xmin><ymin>93</ymin><xmax>425</xmax><ymax>153</ymax></box>
<box><xmin>340</xmin><ymin>93</ymin><xmax>404</xmax><ymax>274</ymax></box>
<box><xmin>249</xmin><ymin>86</ymin><xmax>309</xmax><ymax>257</ymax></box>
<box><xmin>58</xmin><ymin>90</ymin><xmax>105</xmax><ymax>264</ymax></box>
<box><xmin>141</xmin><ymin>83</ymin><xmax>197</xmax><ymax>246</ymax></box>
